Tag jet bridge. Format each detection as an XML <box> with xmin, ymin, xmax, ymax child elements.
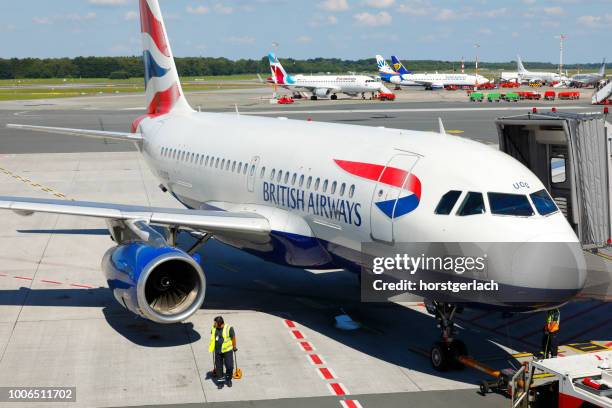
<box><xmin>495</xmin><ymin>111</ymin><xmax>611</xmax><ymax>248</ymax></box>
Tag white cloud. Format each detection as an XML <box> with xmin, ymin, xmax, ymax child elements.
<box><xmin>353</xmin><ymin>11</ymin><xmax>392</xmax><ymax>26</ymax></box>
<box><xmin>511</xmin><ymin>31</ymin><xmax>520</xmax><ymax>38</ymax></box>
<box><xmin>435</xmin><ymin>8</ymin><xmax>456</xmax><ymax>21</ymax></box>
<box><xmin>395</xmin><ymin>0</ymin><xmax>432</xmax><ymax>16</ymax></box>
<box><xmin>543</xmin><ymin>6</ymin><xmax>564</xmax><ymax>15</ymax></box>
<box><xmin>214</xmin><ymin>3</ymin><xmax>234</xmax><ymax>14</ymax></box>
<box><xmin>225</xmin><ymin>36</ymin><xmax>256</xmax><ymax>44</ymax></box>
<box><xmin>479</xmin><ymin>28</ymin><xmax>492</xmax><ymax>35</ymax></box>
<box><xmin>521</xmin><ymin>0</ymin><xmax>536</xmax><ymax>4</ymax></box>
<box><xmin>364</xmin><ymin>0</ymin><xmax>395</xmax><ymax>8</ymax></box>
<box><xmin>89</xmin><ymin>0</ymin><xmax>128</xmax><ymax>5</ymax></box>
<box><xmin>309</xmin><ymin>14</ymin><xmax>338</xmax><ymax>26</ymax></box>
<box><xmin>577</xmin><ymin>14</ymin><xmax>612</xmax><ymax>28</ymax></box>
<box><xmin>187</xmin><ymin>5</ymin><xmax>210</xmax><ymax>14</ymax></box>
<box><xmin>318</xmin><ymin>0</ymin><xmax>349</xmax><ymax>11</ymax></box>
<box><xmin>124</xmin><ymin>10</ymin><xmax>138</xmax><ymax>21</ymax></box>
<box><xmin>296</xmin><ymin>35</ymin><xmax>312</xmax><ymax>44</ymax></box>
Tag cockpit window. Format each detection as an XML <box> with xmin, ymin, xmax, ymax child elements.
<box><xmin>435</xmin><ymin>190</ymin><xmax>462</xmax><ymax>215</ymax></box>
<box><xmin>457</xmin><ymin>192</ymin><xmax>485</xmax><ymax>216</ymax></box>
<box><xmin>488</xmin><ymin>192</ymin><xmax>534</xmax><ymax>216</ymax></box>
<box><xmin>530</xmin><ymin>189</ymin><xmax>558</xmax><ymax>216</ymax></box>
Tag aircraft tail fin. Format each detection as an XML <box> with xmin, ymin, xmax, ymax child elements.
<box><xmin>598</xmin><ymin>58</ymin><xmax>606</xmax><ymax>77</ymax></box>
<box><xmin>376</xmin><ymin>55</ymin><xmax>396</xmax><ymax>74</ymax></box>
<box><xmin>139</xmin><ymin>0</ymin><xmax>192</xmax><ymax>115</ymax></box>
<box><xmin>268</xmin><ymin>52</ymin><xmax>294</xmax><ymax>85</ymax></box>
<box><xmin>516</xmin><ymin>55</ymin><xmax>527</xmax><ymax>74</ymax></box>
<box><xmin>391</xmin><ymin>56</ymin><xmax>412</xmax><ymax>75</ymax></box>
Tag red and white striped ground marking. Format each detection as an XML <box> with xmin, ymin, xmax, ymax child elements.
<box><xmin>340</xmin><ymin>400</ymin><xmax>363</xmax><ymax>408</ymax></box>
<box><xmin>327</xmin><ymin>382</ymin><xmax>349</xmax><ymax>396</ymax></box>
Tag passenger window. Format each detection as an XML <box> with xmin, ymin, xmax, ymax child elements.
<box><xmin>299</xmin><ymin>175</ymin><xmax>304</xmax><ymax>187</ymax></box>
<box><xmin>551</xmin><ymin>156</ymin><xmax>566</xmax><ymax>184</ymax></box>
<box><xmin>205</xmin><ymin>156</ymin><xmax>209</xmax><ymax>166</ymax></box>
<box><xmin>322</xmin><ymin>180</ymin><xmax>328</xmax><ymax>192</ymax></box>
<box><xmin>215</xmin><ymin>158</ymin><xmax>219</xmax><ymax>168</ymax></box>
<box><xmin>457</xmin><ymin>192</ymin><xmax>485</xmax><ymax>216</ymax></box>
<box><xmin>488</xmin><ymin>192</ymin><xmax>534</xmax><ymax>216</ymax></box>
<box><xmin>221</xmin><ymin>159</ymin><xmax>225</xmax><ymax>169</ymax></box>
<box><xmin>291</xmin><ymin>173</ymin><xmax>297</xmax><ymax>185</ymax></box>
<box><xmin>339</xmin><ymin>183</ymin><xmax>345</xmax><ymax>196</ymax></box>
<box><xmin>244</xmin><ymin>164</ymin><xmax>248</xmax><ymax>175</ymax></box>
<box><xmin>160</xmin><ymin>147</ymin><xmax>164</xmax><ymax>155</ymax></box>
<box><xmin>348</xmin><ymin>184</ymin><xmax>355</xmax><ymax>198</ymax></box>
<box><xmin>331</xmin><ymin>181</ymin><xmax>337</xmax><ymax>194</ymax></box>
<box><xmin>314</xmin><ymin>178</ymin><xmax>320</xmax><ymax>191</ymax></box>
<box><xmin>306</xmin><ymin>176</ymin><xmax>312</xmax><ymax>189</ymax></box>
<box><xmin>284</xmin><ymin>172</ymin><xmax>289</xmax><ymax>184</ymax></box>
<box><xmin>530</xmin><ymin>189</ymin><xmax>558</xmax><ymax>216</ymax></box>
<box><xmin>270</xmin><ymin>169</ymin><xmax>276</xmax><ymax>180</ymax></box>
<box><xmin>435</xmin><ymin>190</ymin><xmax>462</xmax><ymax>215</ymax></box>
<box><xmin>277</xmin><ymin>170</ymin><xmax>283</xmax><ymax>182</ymax></box>
<box><xmin>250</xmin><ymin>165</ymin><xmax>255</xmax><ymax>176</ymax></box>
<box><xmin>200</xmin><ymin>155</ymin><xmax>204</xmax><ymax>165</ymax></box>
<box><xmin>226</xmin><ymin>160</ymin><xmax>230</xmax><ymax>171</ymax></box>
<box><xmin>260</xmin><ymin>166</ymin><xmax>266</xmax><ymax>178</ymax></box>
<box><xmin>232</xmin><ymin>161</ymin><xmax>236</xmax><ymax>172</ymax></box>
<box><xmin>237</xmin><ymin>162</ymin><xmax>242</xmax><ymax>173</ymax></box>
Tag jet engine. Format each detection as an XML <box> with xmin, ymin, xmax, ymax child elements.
<box><xmin>389</xmin><ymin>76</ymin><xmax>401</xmax><ymax>85</ymax></box>
<box><xmin>314</xmin><ymin>88</ymin><xmax>331</xmax><ymax>97</ymax></box>
<box><xmin>102</xmin><ymin>242</ymin><xmax>206</xmax><ymax>324</ymax></box>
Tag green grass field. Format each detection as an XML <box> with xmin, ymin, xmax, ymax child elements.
<box><xmin>0</xmin><ymin>75</ymin><xmax>264</xmax><ymax>101</ymax></box>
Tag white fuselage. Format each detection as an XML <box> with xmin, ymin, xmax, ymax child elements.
<box><xmin>519</xmin><ymin>71</ymin><xmax>561</xmax><ymax>83</ymax></box>
<box><xmin>390</xmin><ymin>73</ymin><xmax>488</xmax><ymax>87</ymax></box>
<box><xmin>133</xmin><ymin>110</ymin><xmax>585</xmax><ymax>309</ymax></box>
<box><xmin>286</xmin><ymin>75</ymin><xmax>383</xmax><ymax>96</ymax></box>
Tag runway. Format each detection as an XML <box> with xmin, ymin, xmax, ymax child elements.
<box><xmin>0</xmin><ymin>89</ymin><xmax>609</xmax><ymax>408</ymax></box>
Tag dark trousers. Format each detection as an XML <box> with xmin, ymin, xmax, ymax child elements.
<box><xmin>215</xmin><ymin>351</ymin><xmax>234</xmax><ymax>381</ymax></box>
<box><xmin>541</xmin><ymin>331</ymin><xmax>558</xmax><ymax>358</ymax></box>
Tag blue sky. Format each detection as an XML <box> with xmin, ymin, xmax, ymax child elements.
<box><xmin>1</xmin><ymin>0</ymin><xmax>610</xmax><ymax>63</ymax></box>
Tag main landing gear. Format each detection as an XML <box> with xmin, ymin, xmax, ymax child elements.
<box><xmin>425</xmin><ymin>300</ymin><xmax>467</xmax><ymax>371</ymax></box>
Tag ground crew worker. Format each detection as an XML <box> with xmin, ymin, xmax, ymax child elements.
<box><xmin>209</xmin><ymin>316</ymin><xmax>237</xmax><ymax>388</ymax></box>
<box><xmin>541</xmin><ymin>308</ymin><xmax>560</xmax><ymax>358</ymax></box>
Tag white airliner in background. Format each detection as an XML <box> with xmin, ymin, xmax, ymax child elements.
<box><xmin>517</xmin><ymin>55</ymin><xmax>565</xmax><ymax>84</ymax></box>
<box><xmin>376</xmin><ymin>55</ymin><xmax>489</xmax><ymax>89</ymax></box>
<box><xmin>1</xmin><ymin>0</ymin><xmax>585</xmax><ymax>371</ymax></box>
<box><xmin>268</xmin><ymin>52</ymin><xmax>389</xmax><ymax>100</ymax></box>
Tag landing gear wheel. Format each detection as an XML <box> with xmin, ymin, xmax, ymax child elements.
<box><xmin>310</xmin><ymin>95</ymin><xmax>318</xmax><ymax>101</ymax></box>
<box><xmin>430</xmin><ymin>341</ymin><xmax>451</xmax><ymax>372</ymax></box>
<box><xmin>479</xmin><ymin>380</ymin><xmax>490</xmax><ymax>395</ymax></box>
<box><xmin>331</xmin><ymin>94</ymin><xmax>338</xmax><ymax>100</ymax></box>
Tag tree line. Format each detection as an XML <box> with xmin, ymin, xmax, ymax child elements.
<box><xmin>0</xmin><ymin>56</ymin><xmax>604</xmax><ymax>79</ymax></box>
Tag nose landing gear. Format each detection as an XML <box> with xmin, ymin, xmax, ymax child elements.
<box><xmin>426</xmin><ymin>300</ymin><xmax>467</xmax><ymax>371</ymax></box>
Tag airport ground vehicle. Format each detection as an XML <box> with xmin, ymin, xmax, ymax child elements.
<box><xmin>376</xmin><ymin>92</ymin><xmax>396</xmax><ymax>101</ymax></box>
<box><xmin>496</xmin><ymin>111</ymin><xmax>610</xmax><ymax>248</ymax></box>
<box><xmin>277</xmin><ymin>96</ymin><xmax>294</xmax><ymax>104</ymax></box>
<box><xmin>488</xmin><ymin>92</ymin><xmax>502</xmax><ymax>102</ymax></box>
<box><xmin>518</xmin><ymin>91</ymin><xmax>541</xmax><ymax>100</ymax></box>
<box><xmin>501</xmin><ymin>81</ymin><xmax>520</xmax><ymax>88</ymax></box>
<box><xmin>544</xmin><ymin>91</ymin><xmax>556</xmax><ymax>101</ymax></box>
<box><xmin>558</xmin><ymin>91</ymin><xmax>580</xmax><ymax>100</ymax></box>
<box><xmin>469</xmin><ymin>92</ymin><xmax>484</xmax><ymax>102</ymax></box>
<box><xmin>503</xmin><ymin>93</ymin><xmax>520</xmax><ymax>102</ymax></box>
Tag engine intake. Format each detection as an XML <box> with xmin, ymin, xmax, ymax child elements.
<box><xmin>102</xmin><ymin>243</ymin><xmax>206</xmax><ymax>324</ymax></box>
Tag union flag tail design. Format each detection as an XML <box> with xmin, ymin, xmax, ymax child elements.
<box><xmin>139</xmin><ymin>0</ymin><xmax>191</xmax><ymax>115</ymax></box>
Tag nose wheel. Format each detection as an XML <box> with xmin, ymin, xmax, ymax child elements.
<box><xmin>426</xmin><ymin>300</ymin><xmax>467</xmax><ymax>371</ymax></box>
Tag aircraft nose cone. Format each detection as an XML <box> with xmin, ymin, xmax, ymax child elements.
<box><xmin>511</xmin><ymin>236</ymin><xmax>586</xmax><ymax>304</ymax></box>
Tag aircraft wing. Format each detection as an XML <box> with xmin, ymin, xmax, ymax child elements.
<box><xmin>0</xmin><ymin>196</ymin><xmax>270</xmax><ymax>236</ymax></box>
<box><xmin>6</xmin><ymin>124</ymin><xmax>142</xmax><ymax>142</ymax></box>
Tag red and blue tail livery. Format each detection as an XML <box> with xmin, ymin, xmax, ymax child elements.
<box><xmin>334</xmin><ymin>159</ymin><xmax>421</xmax><ymax>218</ymax></box>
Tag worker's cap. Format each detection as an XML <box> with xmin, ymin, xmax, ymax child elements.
<box><xmin>214</xmin><ymin>316</ymin><xmax>224</xmax><ymax>324</ymax></box>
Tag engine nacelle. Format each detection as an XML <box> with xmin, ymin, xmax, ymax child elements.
<box><xmin>102</xmin><ymin>242</ymin><xmax>206</xmax><ymax>324</ymax></box>
<box><xmin>314</xmin><ymin>88</ymin><xmax>331</xmax><ymax>97</ymax></box>
<box><xmin>389</xmin><ymin>75</ymin><xmax>401</xmax><ymax>85</ymax></box>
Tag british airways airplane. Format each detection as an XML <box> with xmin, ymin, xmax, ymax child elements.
<box><xmin>268</xmin><ymin>52</ymin><xmax>387</xmax><ymax>100</ymax></box>
<box><xmin>2</xmin><ymin>0</ymin><xmax>585</xmax><ymax>371</ymax></box>
<box><xmin>377</xmin><ymin>55</ymin><xmax>489</xmax><ymax>89</ymax></box>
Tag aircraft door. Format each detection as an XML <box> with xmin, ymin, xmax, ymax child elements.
<box><xmin>247</xmin><ymin>155</ymin><xmax>260</xmax><ymax>192</ymax></box>
<box><xmin>370</xmin><ymin>154</ymin><xmax>420</xmax><ymax>243</ymax></box>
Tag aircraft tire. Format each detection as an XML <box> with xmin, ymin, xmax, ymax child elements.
<box><xmin>430</xmin><ymin>342</ymin><xmax>451</xmax><ymax>371</ymax></box>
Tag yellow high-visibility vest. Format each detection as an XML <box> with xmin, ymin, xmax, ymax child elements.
<box><xmin>545</xmin><ymin>310</ymin><xmax>560</xmax><ymax>333</ymax></box>
<box><xmin>209</xmin><ymin>325</ymin><xmax>233</xmax><ymax>353</ymax></box>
